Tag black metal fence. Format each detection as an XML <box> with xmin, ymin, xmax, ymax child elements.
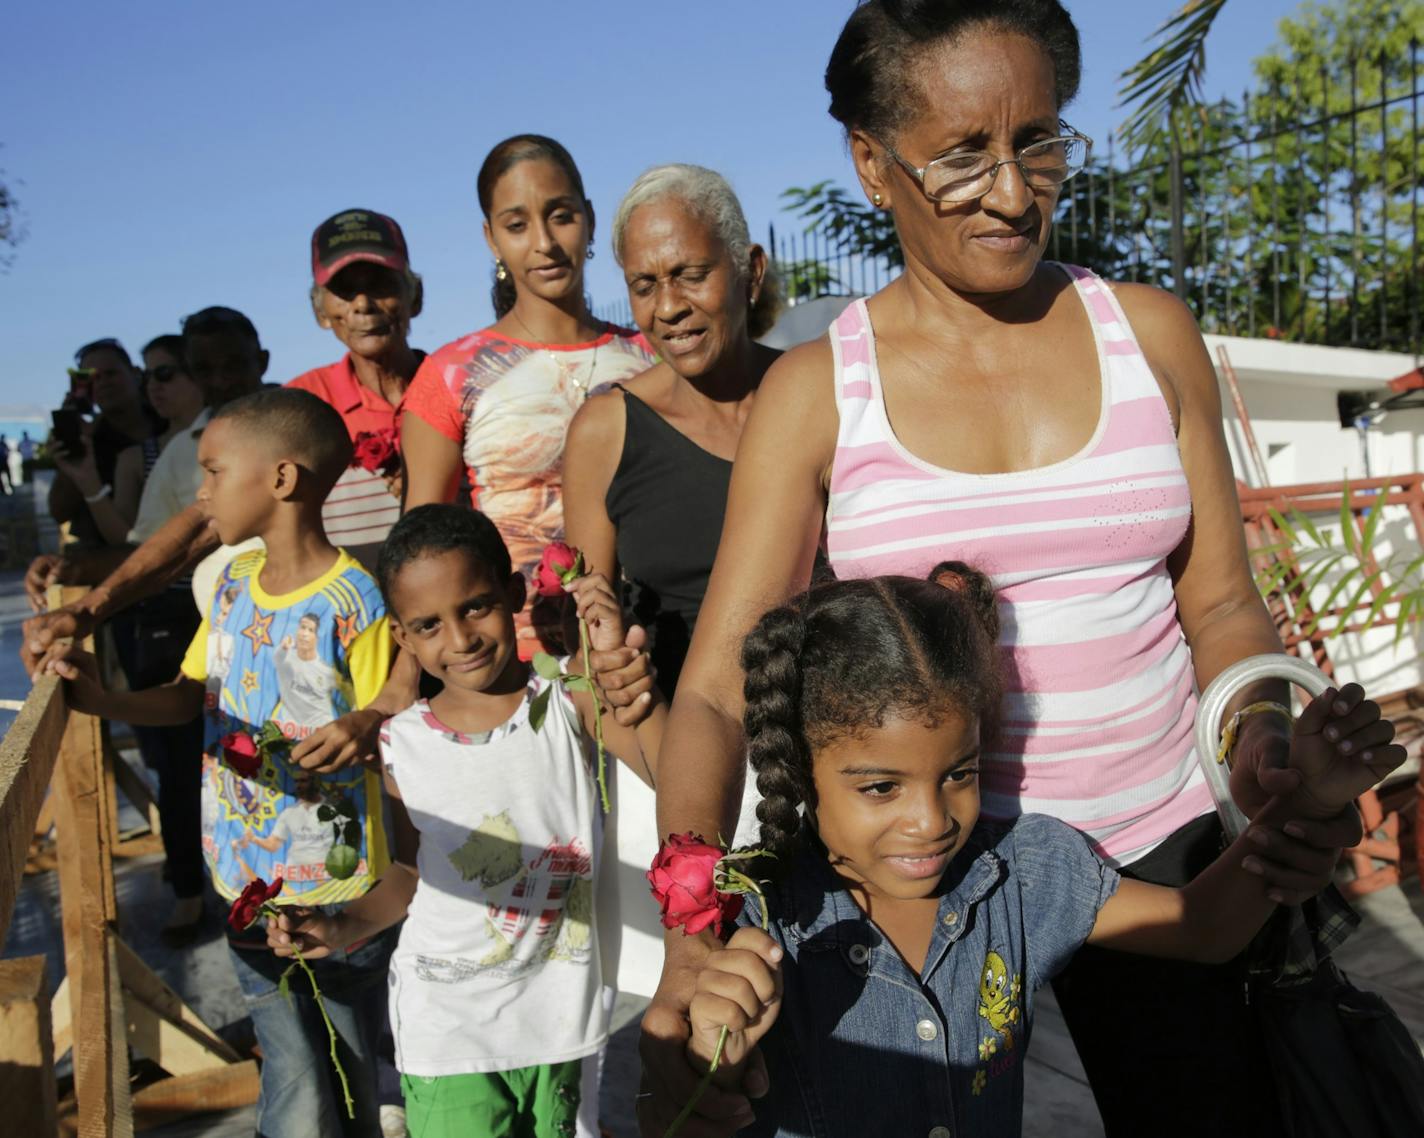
<box><xmin>1051</xmin><ymin>39</ymin><xmax>1422</xmax><ymax>352</ymax></box>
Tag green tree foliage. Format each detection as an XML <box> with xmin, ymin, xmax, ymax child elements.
<box><xmin>1118</xmin><ymin>0</ymin><xmax>1231</xmax><ymax>152</ymax></box>
<box><xmin>0</xmin><ymin>149</ymin><xmax>24</xmax><ymax>271</ymax></box>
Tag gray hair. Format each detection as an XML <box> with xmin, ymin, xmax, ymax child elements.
<box><xmin>612</xmin><ymin>164</ymin><xmax>782</xmax><ymax>337</ymax></box>
<box><xmin>613</xmin><ymin>164</ymin><xmax>753</xmax><ymax>274</ymax></box>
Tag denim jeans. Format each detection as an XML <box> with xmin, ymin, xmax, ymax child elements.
<box><xmin>228</xmin><ymin>924</ymin><xmax>396</xmax><ymax>1138</ymax></box>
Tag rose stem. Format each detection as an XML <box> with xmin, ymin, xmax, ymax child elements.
<box><xmin>663</xmin><ymin>1025</ymin><xmax>729</xmax><ymax>1138</ymax></box>
<box><xmin>275</xmin><ymin>914</ymin><xmax>355</xmax><ymax>1120</ymax></box>
<box><xmin>578</xmin><ymin>616</ymin><xmax>610</xmax><ymax>813</ymax></box>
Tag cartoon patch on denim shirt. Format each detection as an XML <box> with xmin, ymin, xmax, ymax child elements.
<box><xmin>972</xmin><ymin>948</ymin><xmax>1024</xmax><ymax>1095</ymax></box>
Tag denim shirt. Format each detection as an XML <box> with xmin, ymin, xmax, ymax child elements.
<box><xmin>739</xmin><ymin>814</ymin><xmax>1120</xmax><ymax>1138</ymax></box>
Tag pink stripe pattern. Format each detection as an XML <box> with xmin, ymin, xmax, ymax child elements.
<box><xmin>826</xmin><ymin>265</ymin><xmax>1207</xmax><ymax>865</ymax></box>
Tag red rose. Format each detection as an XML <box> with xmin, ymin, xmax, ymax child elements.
<box><xmin>647</xmin><ymin>832</ymin><xmax>743</xmax><ymax>938</ymax></box>
<box><xmin>220</xmin><ymin>731</ymin><xmax>262</xmax><ymax>779</ymax></box>
<box><xmin>351</xmin><ymin>429</ymin><xmax>398</xmax><ymax>474</ymax></box>
<box><xmin>533</xmin><ymin>541</ymin><xmax>582</xmax><ymax>598</ymax></box>
<box><xmin>227</xmin><ymin>876</ymin><xmax>283</xmax><ymax>932</ymax></box>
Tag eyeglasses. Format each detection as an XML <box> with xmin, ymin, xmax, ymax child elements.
<box><xmin>880</xmin><ymin>124</ymin><xmax>1092</xmax><ymax>204</ymax></box>
<box><xmin>144</xmin><ymin>364</ymin><xmax>185</xmax><ymax>384</ymax></box>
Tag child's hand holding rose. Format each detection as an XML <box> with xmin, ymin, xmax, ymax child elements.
<box><xmin>689</xmin><ymin>927</ymin><xmax>785</xmax><ymax>1092</ymax></box>
<box><xmin>266</xmin><ymin>906</ymin><xmax>346</xmax><ymax>961</ymax></box>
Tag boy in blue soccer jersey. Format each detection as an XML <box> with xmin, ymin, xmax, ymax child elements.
<box><xmin>54</xmin><ymin>387</ymin><xmax>396</xmax><ymax>1138</ymax></box>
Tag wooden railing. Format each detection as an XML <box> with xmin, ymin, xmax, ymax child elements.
<box><xmin>1240</xmin><ymin>475</ymin><xmax>1424</xmax><ymax>893</ymax></box>
<box><xmin>0</xmin><ymin>590</ymin><xmax>257</xmax><ymax>1136</ymax></box>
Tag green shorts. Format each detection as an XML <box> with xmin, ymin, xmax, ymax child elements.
<box><xmin>400</xmin><ymin>1059</ymin><xmax>583</xmax><ymax>1138</ymax></box>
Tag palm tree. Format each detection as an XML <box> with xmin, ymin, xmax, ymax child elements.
<box><xmin>1118</xmin><ymin>0</ymin><xmax>1230</xmax><ymax>150</ymax></box>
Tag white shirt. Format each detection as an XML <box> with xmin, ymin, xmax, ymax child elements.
<box><xmin>379</xmin><ymin>671</ymin><xmax>607</xmax><ymax>1076</ymax></box>
<box><xmin>128</xmin><ymin>409</ymin><xmax>210</xmax><ymax>545</ymax></box>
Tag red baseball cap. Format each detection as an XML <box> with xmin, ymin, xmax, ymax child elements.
<box><xmin>310</xmin><ymin>209</ymin><xmax>410</xmax><ymax>286</ymax></box>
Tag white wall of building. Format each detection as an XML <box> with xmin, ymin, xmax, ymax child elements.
<box><xmin>1207</xmin><ymin>334</ymin><xmax>1422</xmax><ymax>488</ymax></box>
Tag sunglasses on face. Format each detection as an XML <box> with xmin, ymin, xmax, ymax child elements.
<box><xmin>144</xmin><ymin>364</ymin><xmax>186</xmax><ymax>384</ymax></box>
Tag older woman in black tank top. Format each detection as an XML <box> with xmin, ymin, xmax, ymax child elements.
<box><xmin>563</xmin><ymin>165</ymin><xmax>781</xmax><ymax>697</ymax></box>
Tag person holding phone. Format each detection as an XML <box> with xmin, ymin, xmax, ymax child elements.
<box><xmin>48</xmin><ymin>338</ymin><xmax>158</xmax><ymax>551</ymax></box>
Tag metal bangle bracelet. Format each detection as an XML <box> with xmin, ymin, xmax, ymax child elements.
<box><xmin>1193</xmin><ymin>653</ymin><xmax>1332</xmax><ymax>842</ymax></box>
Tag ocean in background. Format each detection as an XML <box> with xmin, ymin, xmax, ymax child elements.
<box><xmin>0</xmin><ymin>418</ymin><xmax>46</xmax><ymax>447</ymax></box>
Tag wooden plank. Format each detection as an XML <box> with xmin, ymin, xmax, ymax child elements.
<box><xmin>73</xmin><ymin>931</ymin><xmax>132</xmax><ymax>1138</ymax></box>
<box><xmin>0</xmin><ymin>955</ymin><xmax>58</xmax><ymax>1138</ymax></box>
<box><xmin>54</xmin><ymin>690</ymin><xmax>129</xmax><ymax>1137</ymax></box>
<box><xmin>35</xmin><ymin>793</ymin><xmax>56</xmax><ymax>838</ymax></box>
<box><xmin>123</xmin><ymin>996</ymin><xmax>237</xmax><ymax>1079</ymax></box>
<box><xmin>112</xmin><ymin>835</ymin><xmax>165</xmax><ymax>861</ymax></box>
<box><xmin>107</xmin><ymin>747</ymin><xmax>160</xmax><ymax>839</ymax></box>
<box><xmin>51</xmin><ymin>976</ymin><xmax>71</xmax><ymax>1063</ymax></box>
<box><xmin>114</xmin><ymin>939</ymin><xmax>240</xmax><ymax>1067</ymax></box>
<box><xmin>129</xmin><ymin>1061</ymin><xmax>258</xmax><ymax>1132</ymax></box>
<box><xmin>0</xmin><ymin>674</ymin><xmax>68</xmax><ymax>946</ymax></box>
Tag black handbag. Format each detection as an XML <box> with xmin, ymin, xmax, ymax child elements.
<box><xmin>1248</xmin><ymin>894</ymin><xmax>1424</xmax><ymax>1138</ymax></box>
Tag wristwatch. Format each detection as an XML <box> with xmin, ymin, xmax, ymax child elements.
<box><xmin>84</xmin><ymin>484</ymin><xmax>112</xmax><ymax>503</ymax></box>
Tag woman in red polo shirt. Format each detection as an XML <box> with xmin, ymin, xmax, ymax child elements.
<box><xmin>401</xmin><ymin>134</ymin><xmax>655</xmax><ymax>659</ymax></box>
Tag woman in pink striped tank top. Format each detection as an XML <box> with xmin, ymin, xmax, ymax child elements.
<box><xmin>640</xmin><ymin>4</ymin><xmax>1368</xmax><ymax>1137</ymax></box>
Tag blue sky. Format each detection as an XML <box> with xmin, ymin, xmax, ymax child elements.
<box><xmin>2</xmin><ymin>0</ymin><xmax>1304</xmax><ymax>411</ymax></box>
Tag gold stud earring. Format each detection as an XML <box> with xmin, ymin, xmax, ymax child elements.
<box><xmin>872</xmin><ymin>192</ymin><xmax>884</xmax><ymax>207</ymax></box>
<box><xmin>495</xmin><ymin>260</ymin><xmax>508</xmax><ymax>281</ymax></box>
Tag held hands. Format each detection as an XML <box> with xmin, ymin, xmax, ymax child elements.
<box><xmin>567</xmin><ymin>574</ymin><xmax>657</xmax><ymax>725</ymax></box>
<box><xmin>1287</xmin><ymin>684</ymin><xmax>1407</xmax><ymax>819</ymax></box>
<box><xmin>1230</xmin><ymin>685</ymin><xmax>1407</xmax><ymax>905</ymax></box>
<box><xmin>265</xmin><ymin>906</ymin><xmax>345</xmax><ymax>961</ymax></box>
<box><xmin>1230</xmin><ymin>684</ymin><xmax>1404</xmax><ymax>818</ymax></box>
<box><xmin>689</xmin><ymin>928</ymin><xmax>784</xmax><ymax>1091</ymax></box>
<box><xmin>638</xmin><ymin>947</ymin><xmax>766</xmax><ymax>1138</ymax></box>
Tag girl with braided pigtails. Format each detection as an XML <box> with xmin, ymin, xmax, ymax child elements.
<box><xmin>677</xmin><ymin>565</ymin><xmax>1404</xmax><ymax>1138</ymax></box>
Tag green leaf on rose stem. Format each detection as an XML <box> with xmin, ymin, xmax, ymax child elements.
<box><xmin>278</xmin><ymin>964</ymin><xmax>294</xmax><ymax>1004</ymax></box>
<box><xmin>342</xmin><ymin>820</ymin><xmax>361</xmax><ymax>847</ymax></box>
<box><xmin>317</xmin><ymin>804</ymin><xmax>335</xmax><ymax>823</ymax></box>
<box><xmin>561</xmin><ymin>551</ymin><xmax>585</xmax><ymax>582</ymax></box>
<box><xmin>532</xmin><ymin>652</ymin><xmax>562</xmax><ymax>681</ymax></box>
<box><xmin>258</xmin><ymin>721</ymin><xmax>286</xmax><ymax>747</ymax></box>
<box><xmin>529</xmin><ymin>685</ymin><xmax>552</xmax><ymax>733</ymax></box>
<box><xmin>561</xmin><ymin>674</ymin><xmax>592</xmax><ymax>693</ymax></box>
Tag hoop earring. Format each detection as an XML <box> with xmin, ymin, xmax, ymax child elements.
<box><xmin>495</xmin><ymin>260</ymin><xmax>508</xmax><ymax>281</ymax></box>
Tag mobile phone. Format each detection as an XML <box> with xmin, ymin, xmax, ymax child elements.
<box><xmin>51</xmin><ymin>409</ymin><xmax>85</xmax><ymax>455</ymax></box>
<box><xmin>66</xmin><ymin>367</ymin><xmax>95</xmax><ymax>415</ymax></box>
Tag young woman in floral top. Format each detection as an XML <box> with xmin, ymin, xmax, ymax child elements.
<box><xmin>402</xmin><ymin>134</ymin><xmax>655</xmax><ymax>659</ymax></box>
